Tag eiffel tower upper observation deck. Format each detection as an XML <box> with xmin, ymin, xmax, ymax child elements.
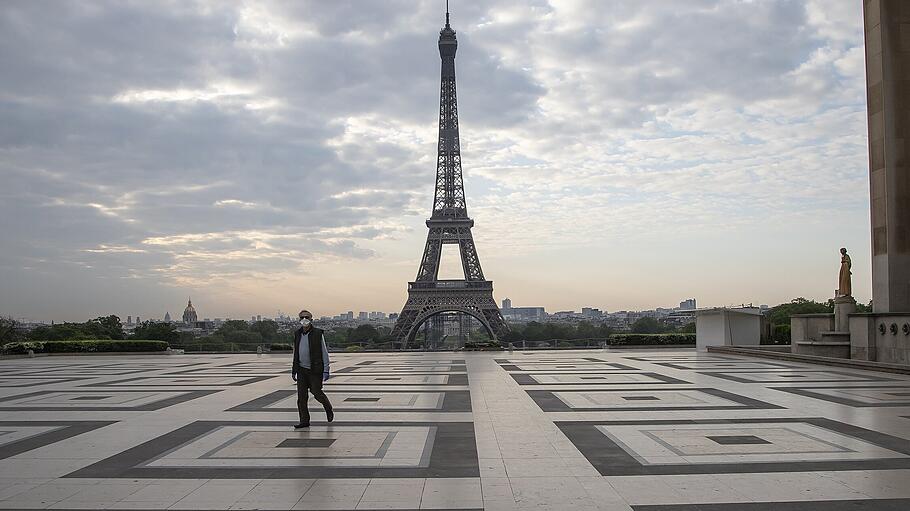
<box><xmin>390</xmin><ymin>7</ymin><xmax>508</xmax><ymax>346</ymax></box>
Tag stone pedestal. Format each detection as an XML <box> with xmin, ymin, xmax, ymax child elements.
<box><xmin>834</xmin><ymin>296</ymin><xmax>857</xmax><ymax>332</ymax></box>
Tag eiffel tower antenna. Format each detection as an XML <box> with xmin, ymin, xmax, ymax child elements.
<box><xmin>390</xmin><ymin>5</ymin><xmax>509</xmax><ymax>347</ymax></box>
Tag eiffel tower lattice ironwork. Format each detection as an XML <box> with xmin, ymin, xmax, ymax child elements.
<box><xmin>390</xmin><ymin>8</ymin><xmax>508</xmax><ymax>346</ymax></box>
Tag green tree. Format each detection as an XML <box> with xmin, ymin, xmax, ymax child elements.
<box><xmin>29</xmin><ymin>318</ymin><xmax>119</xmax><ymax>342</ymax></box>
<box><xmin>90</xmin><ymin>315</ymin><xmax>124</xmax><ymax>340</ymax></box>
<box><xmin>631</xmin><ymin>317</ymin><xmax>664</xmax><ymax>334</ymax></box>
<box><xmin>680</xmin><ymin>322</ymin><xmax>696</xmax><ymax>333</ymax></box>
<box><xmin>217</xmin><ymin>320</ymin><xmax>250</xmax><ymax>334</ymax></box>
<box><xmin>0</xmin><ymin>317</ymin><xmax>25</xmax><ymax>343</ymax></box>
<box><xmin>767</xmin><ymin>298</ymin><xmax>832</xmax><ymax>326</ymax></box>
<box><xmin>224</xmin><ymin>330</ymin><xmax>262</xmax><ymax>344</ymax></box>
<box><xmin>132</xmin><ymin>321</ymin><xmax>179</xmax><ymax>343</ymax></box>
<box><xmin>347</xmin><ymin>324</ymin><xmax>380</xmax><ymax>344</ymax></box>
<box><xmin>250</xmin><ymin>320</ymin><xmax>279</xmax><ymax>341</ymax></box>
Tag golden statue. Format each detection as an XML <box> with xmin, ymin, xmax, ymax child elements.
<box><xmin>837</xmin><ymin>247</ymin><xmax>852</xmax><ymax>297</ymax></box>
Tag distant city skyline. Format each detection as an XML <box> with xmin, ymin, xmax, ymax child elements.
<box><xmin>18</xmin><ymin>295</ymin><xmax>767</xmax><ymax>325</ymax></box>
<box><xmin>0</xmin><ymin>2</ymin><xmax>872</xmax><ymax>322</ymax></box>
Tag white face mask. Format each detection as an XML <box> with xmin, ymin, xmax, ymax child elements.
<box><xmin>299</xmin><ymin>318</ymin><xmax>311</xmax><ymax>327</ymax></box>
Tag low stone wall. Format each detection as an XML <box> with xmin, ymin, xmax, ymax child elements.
<box><xmin>790</xmin><ymin>314</ymin><xmax>834</xmax><ymax>344</ymax></box>
<box><xmin>850</xmin><ymin>313</ymin><xmax>910</xmax><ymax>364</ymax></box>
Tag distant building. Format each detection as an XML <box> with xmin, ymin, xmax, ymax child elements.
<box><xmin>182</xmin><ymin>298</ymin><xmax>198</xmax><ymax>323</ymax></box>
<box><xmin>256</xmin><ymin>315</ymin><xmax>261</xmax><ymax>322</ymax></box>
<box><xmin>501</xmin><ymin>300</ymin><xmax>547</xmax><ymax>322</ymax></box>
<box><xmin>679</xmin><ymin>298</ymin><xmax>697</xmax><ymax>310</ymax></box>
<box><xmin>164</xmin><ymin>312</ymin><xmax>171</xmax><ymax>323</ymax></box>
<box><xmin>581</xmin><ymin>307</ymin><xmax>603</xmax><ymax>319</ymax></box>
<box><xmin>358</xmin><ymin>311</ymin><xmax>368</xmax><ymax>320</ymax></box>
<box><xmin>127</xmin><ymin>315</ymin><xmax>132</xmax><ymax>325</ymax></box>
<box><xmin>136</xmin><ymin>316</ymin><xmax>141</xmax><ymax>324</ymax></box>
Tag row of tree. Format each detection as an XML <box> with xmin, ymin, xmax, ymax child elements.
<box><xmin>1</xmin><ymin>298</ymin><xmax>872</xmax><ymax>347</ymax></box>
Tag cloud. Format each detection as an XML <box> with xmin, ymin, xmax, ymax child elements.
<box><xmin>0</xmin><ymin>0</ymin><xmax>871</xmax><ymax>319</ymax></box>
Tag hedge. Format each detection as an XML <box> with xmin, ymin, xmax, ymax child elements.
<box><xmin>2</xmin><ymin>340</ymin><xmax>168</xmax><ymax>355</ymax></box>
<box><xmin>607</xmin><ymin>333</ymin><xmax>695</xmax><ymax>346</ymax></box>
<box><xmin>462</xmin><ymin>340</ymin><xmax>503</xmax><ymax>351</ymax></box>
<box><xmin>269</xmin><ymin>343</ymin><xmax>293</xmax><ymax>351</ymax></box>
<box><xmin>769</xmin><ymin>324</ymin><xmax>791</xmax><ymax>345</ymax></box>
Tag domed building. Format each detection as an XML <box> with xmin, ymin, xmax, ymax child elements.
<box><xmin>182</xmin><ymin>298</ymin><xmax>198</xmax><ymax>324</ymax></box>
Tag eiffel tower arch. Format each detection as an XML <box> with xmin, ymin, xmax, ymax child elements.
<box><xmin>390</xmin><ymin>7</ymin><xmax>508</xmax><ymax>347</ymax></box>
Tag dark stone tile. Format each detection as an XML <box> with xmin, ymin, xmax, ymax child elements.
<box><xmin>276</xmin><ymin>438</ymin><xmax>336</xmax><ymax>448</ymax></box>
<box><xmin>707</xmin><ymin>435</ymin><xmax>771</xmax><ymax>445</ymax></box>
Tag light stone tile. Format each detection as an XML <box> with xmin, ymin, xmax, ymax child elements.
<box><xmin>3</xmin><ymin>351</ymin><xmax>910</xmax><ymax>510</ymax></box>
<box><xmin>420</xmin><ymin>478</ymin><xmax>482</xmax><ymax>509</ymax></box>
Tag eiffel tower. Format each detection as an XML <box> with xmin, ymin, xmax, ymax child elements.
<box><xmin>390</xmin><ymin>7</ymin><xmax>508</xmax><ymax>346</ymax></box>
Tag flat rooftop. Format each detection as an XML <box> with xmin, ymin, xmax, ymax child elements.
<box><xmin>0</xmin><ymin>349</ymin><xmax>909</xmax><ymax>510</ymax></box>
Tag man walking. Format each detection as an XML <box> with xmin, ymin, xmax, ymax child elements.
<box><xmin>292</xmin><ymin>310</ymin><xmax>333</xmax><ymax>428</ymax></box>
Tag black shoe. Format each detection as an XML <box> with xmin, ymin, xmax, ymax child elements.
<box><xmin>294</xmin><ymin>423</ymin><xmax>310</xmax><ymax>429</ymax></box>
<box><xmin>326</xmin><ymin>408</ymin><xmax>334</xmax><ymax>423</ymax></box>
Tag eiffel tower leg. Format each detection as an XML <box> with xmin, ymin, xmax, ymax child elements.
<box><xmin>415</xmin><ymin>229</ymin><xmax>443</xmax><ymax>282</ymax></box>
<box><xmin>457</xmin><ymin>234</ymin><xmax>485</xmax><ymax>281</ymax></box>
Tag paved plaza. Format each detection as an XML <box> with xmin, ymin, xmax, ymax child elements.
<box><xmin>0</xmin><ymin>350</ymin><xmax>909</xmax><ymax>510</ymax></box>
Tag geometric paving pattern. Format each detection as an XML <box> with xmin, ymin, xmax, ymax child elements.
<box><xmin>0</xmin><ymin>421</ymin><xmax>115</xmax><ymax>460</ymax></box>
<box><xmin>229</xmin><ymin>389</ymin><xmax>472</xmax><ymax>413</ymax></box>
<box><xmin>65</xmin><ymin>420</ymin><xmax>479</xmax><ymax>479</ymax></box>
<box><xmin>696</xmin><ymin>370</ymin><xmax>900</xmax><ymax>384</ymax></box>
<box><xmin>771</xmin><ymin>386</ymin><xmax>910</xmax><ymax>407</ymax></box>
<box><xmin>527</xmin><ymin>388</ymin><xmax>783</xmax><ymax>412</ymax></box>
<box><xmin>2</xmin><ymin>350</ymin><xmax>910</xmax><ymax>510</ymax></box>
<box><xmin>510</xmin><ymin>372</ymin><xmax>688</xmax><ymax>385</ymax></box>
<box><xmin>0</xmin><ymin>389</ymin><xmax>219</xmax><ymax>411</ymax></box>
<box><xmin>557</xmin><ymin>417</ymin><xmax>910</xmax><ymax>475</ymax></box>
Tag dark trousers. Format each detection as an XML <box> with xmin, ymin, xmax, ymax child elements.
<box><xmin>296</xmin><ymin>368</ymin><xmax>332</xmax><ymax>424</ymax></box>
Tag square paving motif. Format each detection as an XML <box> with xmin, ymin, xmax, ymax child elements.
<box><xmin>228</xmin><ymin>389</ymin><xmax>471</xmax><ymax>413</ymax></box>
<box><xmin>325</xmin><ymin>374</ymin><xmax>468</xmax><ymax>386</ymax></box>
<box><xmin>655</xmin><ymin>361</ymin><xmax>799</xmax><ymax>370</ymax></box>
<box><xmin>698</xmin><ymin>370</ymin><xmax>899</xmax><ymax>384</ymax></box>
<box><xmin>64</xmin><ymin>420</ymin><xmax>478</xmax><ymax>479</ymax></box>
<box><xmin>0</xmin><ymin>421</ymin><xmax>115</xmax><ymax>460</ymax></box>
<box><xmin>772</xmin><ymin>386</ymin><xmax>910</xmax><ymax>407</ymax></box>
<box><xmin>527</xmin><ymin>388</ymin><xmax>782</xmax><ymax>412</ymax></box>
<box><xmin>81</xmin><ymin>375</ymin><xmax>276</xmax><ymax>387</ymax></box>
<box><xmin>498</xmin><ymin>362</ymin><xmax>639</xmax><ymax>372</ymax></box>
<box><xmin>511</xmin><ymin>372</ymin><xmax>687</xmax><ymax>385</ymax></box>
<box><xmin>557</xmin><ymin>418</ymin><xmax>910</xmax><ymax>475</ymax></box>
<box><xmin>0</xmin><ymin>389</ymin><xmax>219</xmax><ymax>411</ymax></box>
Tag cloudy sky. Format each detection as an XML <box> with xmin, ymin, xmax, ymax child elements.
<box><xmin>0</xmin><ymin>0</ymin><xmax>871</xmax><ymax>322</ymax></box>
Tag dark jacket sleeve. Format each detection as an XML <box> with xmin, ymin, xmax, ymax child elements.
<box><xmin>291</xmin><ymin>329</ymin><xmax>300</xmax><ymax>373</ymax></box>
